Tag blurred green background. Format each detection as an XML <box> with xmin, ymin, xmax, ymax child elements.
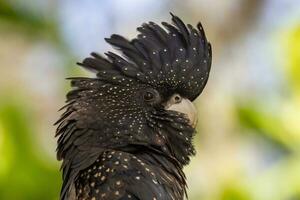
<box><xmin>0</xmin><ymin>0</ymin><xmax>299</xmax><ymax>199</ymax></box>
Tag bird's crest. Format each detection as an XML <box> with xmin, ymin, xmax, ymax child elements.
<box><xmin>78</xmin><ymin>13</ymin><xmax>211</xmax><ymax>101</ymax></box>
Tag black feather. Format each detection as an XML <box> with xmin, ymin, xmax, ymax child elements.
<box><xmin>56</xmin><ymin>13</ymin><xmax>211</xmax><ymax>200</ymax></box>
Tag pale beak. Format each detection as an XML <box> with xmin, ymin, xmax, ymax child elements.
<box><xmin>164</xmin><ymin>94</ymin><xmax>198</xmax><ymax>128</ymax></box>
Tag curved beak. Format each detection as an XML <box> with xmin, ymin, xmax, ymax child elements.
<box><xmin>164</xmin><ymin>94</ymin><xmax>198</xmax><ymax>128</ymax></box>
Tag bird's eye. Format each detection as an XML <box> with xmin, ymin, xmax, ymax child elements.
<box><xmin>143</xmin><ymin>91</ymin><xmax>155</xmax><ymax>101</ymax></box>
<box><xmin>142</xmin><ymin>89</ymin><xmax>161</xmax><ymax>105</ymax></box>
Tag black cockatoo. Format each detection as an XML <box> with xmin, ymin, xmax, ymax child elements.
<box><xmin>56</xmin><ymin>13</ymin><xmax>211</xmax><ymax>200</ymax></box>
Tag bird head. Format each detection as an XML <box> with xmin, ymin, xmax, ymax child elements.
<box><xmin>56</xmin><ymin>13</ymin><xmax>211</xmax><ymax>167</ymax></box>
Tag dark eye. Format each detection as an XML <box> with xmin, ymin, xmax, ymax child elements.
<box><xmin>142</xmin><ymin>89</ymin><xmax>161</xmax><ymax>104</ymax></box>
<box><xmin>143</xmin><ymin>91</ymin><xmax>155</xmax><ymax>101</ymax></box>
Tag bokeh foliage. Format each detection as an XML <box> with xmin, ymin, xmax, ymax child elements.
<box><xmin>0</xmin><ymin>1</ymin><xmax>299</xmax><ymax>200</ymax></box>
<box><xmin>0</xmin><ymin>98</ymin><xmax>60</xmax><ymax>200</ymax></box>
<box><xmin>235</xmin><ymin>24</ymin><xmax>300</xmax><ymax>200</ymax></box>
